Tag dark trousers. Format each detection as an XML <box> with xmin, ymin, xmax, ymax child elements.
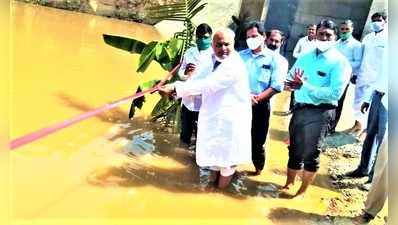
<box><xmin>180</xmin><ymin>105</ymin><xmax>199</xmax><ymax>145</ymax></box>
<box><xmin>330</xmin><ymin>84</ymin><xmax>349</xmax><ymax>133</ymax></box>
<box><xmin>251</xmin><ymin>100</ymin><xmax>270</xmax><ymax>171</ymax></box>
<box><xmin>289</xmin><ymin>92</ymin><xmax>295</xmax><ymax>111</ymax></box>
<box><xmin>357</xmin><ymin>92</ymin><xmax>387</xmax><ymax>181</ymax></box>
<box><xmin>288</xmin><ymin>107</ymin><xmax>334</xmax><ymax>172</ymax></box>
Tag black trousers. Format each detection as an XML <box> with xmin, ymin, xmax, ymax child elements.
<box><xmin>329</xmin><ymin>84</ymin><xmax>349</xmax><ymax>133</ymax></box>
<box><xmin>251</xmin><ymin>100</ymin><xmax>271</xmax><ymax>171</ymax></box>
<box><xmin>180</xmin><ymin>105</ymin><xmax>199</xmax><ymax>145</ymax></box>
<box><xmin>288</xmin><ymin>106</ymin><xmax>334</xmax><ymax>172</ymax></box>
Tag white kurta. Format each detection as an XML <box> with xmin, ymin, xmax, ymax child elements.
<box><xmin>174</xmin><ymin>51</ymin><xmax>252</xmax><ymax>168</ymax></box>
<box><xmin>354</xmin><ymin>28</ymin><xmax>387</xmax><ymax>125</ymax></box>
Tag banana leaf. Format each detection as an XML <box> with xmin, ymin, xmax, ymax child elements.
<box><xmin>128</xmin><ymin>80</ymin><xmax>161</xmax><ymax>119</ymax></box>
<box><xmin>103</xmin><ymin>34</ymin><xmax>146</xmax><ymax>54</ymax></box>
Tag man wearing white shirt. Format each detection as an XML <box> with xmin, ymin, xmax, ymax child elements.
<box><xmin>160</xmin><ymin>28</ymin><xmax>252</xmax><ymax>189</ymax></box>
<box><xmin>345</xmin><ymin>12</ymin><xmax>388</xmax><ymax>184</ymax></box>
<box><xmin>331</xmin><ymin>20</ymin><xmax>363</xmax><ymax>134</ymax></box>
<box><xmin>266</xmin><ymin>29</ymin><xmax>289</xmax><ymax>76</ymax></box>
<box><xmin>177</xmin><ymin>23</ymin><xmax>213</xmax><ymax>148</ymax></box>
<box><xmin>292</xmin><ymin>24</ymin><xmax>317</xmax><ymax>59</ymax></box>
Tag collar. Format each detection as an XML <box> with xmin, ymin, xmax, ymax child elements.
<box><xmin>250</xmin><ymin>46</ymin><xmax>273</xmax><ymax>58</ymax></box>
<box><xmin>306</xmin><ymin>36</ymin><xmax>316</xmax><ymax>42</ymax></box>
<box><xmin>315</xmin><ymin>47</ymin><xmax>338</xmax><ymax>58</ymax></box>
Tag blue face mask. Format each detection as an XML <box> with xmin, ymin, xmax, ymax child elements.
<box><xmin>196</xmin><ymin>37</ymin><xmax>211</xmax><ymax>50</ymax></box>
<box><xmin>371</xmin><ymin>21</ymin><xmax>384</xmax><ymax>32</ymax></box>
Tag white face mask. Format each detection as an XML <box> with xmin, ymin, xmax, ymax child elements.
<box><xmin>246</xmin><ymin>36</ymin><xmax>263</xmax><ymax>50</ymax></box>
<box><xmin>316</xmin><ymin>40</ymin><xmax>335</xmax><ymax>52</ymax></box>
<box><xmin>371</xmin><ymin>21</ymin><xmax>384</xmax><ymax>32</ymax></box>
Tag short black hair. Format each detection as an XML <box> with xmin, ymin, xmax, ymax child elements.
<box><xmin>341</xmin><ymin>19</ymin><xmax>354</xmax><ymax>28</ymax></box>
<box><xmin>243</xmin><ymin>21</ymin><xmax>265</xmax><ymax>35</ymax></box>
<box><xmin>317</xmin><ymin>19</ymin><xmax>337</xmax><ymax>34</ymax></box>
<box><xmin>307</xmin><ymin>24</ymin><xmax>317</xmax><ymax>29</ymax></box>
<box><xmin>196</xmin><ymin>23</ymin><xmax>212</xmax><ymax>36</ymax></box>
<box><xmin>371</xmin><ymin>11</ymin><xmax>387</xmax><ymax>21</ymax></box>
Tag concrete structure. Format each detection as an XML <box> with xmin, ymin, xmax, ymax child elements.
<box><xmin>239</xmin><ymin>0</ymin><xmax>383</xmax><ymax>66</ymax></box>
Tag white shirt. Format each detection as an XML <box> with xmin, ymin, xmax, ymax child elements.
<box><xmin>174</xmin><ymin>51</ymin><xmax>252</xmax><ymax>168</ymax></box>
<box><xmin>358</xmin><ymin>28</ymin><xmax>388</xmax><ymax>105</ymax></box>
<box><xmin>177</xmin><ymin>47</ymin><xmax>213</xmax><ymax>111</ymax></box>
<box><xmin>292</xmin><ymin>36</ymin><xmax>317</xmax><ymax>58</ymax></box>
<box><xmin>336</xmin><ymin>36</ymin><xmax>363</xmax><ymax>75</ymax></box>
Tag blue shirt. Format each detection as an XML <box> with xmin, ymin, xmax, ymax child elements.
<box><xmin>239</xmin><ymin>47</ymin><xmax>284</xmax><ymax>95</ymax></box>
<box><xmin>336</xmin><ymin>36</ymin><xmax>363</xmax><ymax>75</ymax></box>
<box><xmin>289</xmin><ymin>48</ymin><xmax>352</xmax><ymax>106</ymax></box>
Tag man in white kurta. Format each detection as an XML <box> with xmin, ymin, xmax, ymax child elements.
<box><xmin>160</xmin><ymin>28</ymin><xmax>252</xmax><ymax>189</ymax></box>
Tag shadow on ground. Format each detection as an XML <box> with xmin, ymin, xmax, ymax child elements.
<box><xmin>268</xmin><ymin>207</ymin><xmax>357</xmax><ymax>225</ymax></box>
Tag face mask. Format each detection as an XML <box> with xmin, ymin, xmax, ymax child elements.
<box><xmin>196</xmin><ymin>37</ymin><xmax>211</xmax><ymax>51</ymax></box>
<box><xmin>316</xmin><ymin>40</ymin><xmax>335</xmax><ymax>52</ymax></box>
<box><xmin>340</xmin><ymin>32</ymin><xmax>352</xmax><ymax>40</ymax></box>
<box><xmin>371</xmin><ymin>21</ymin><xmax>384</xmax><ymax>32</ymax></box>
<box><xmin>246</xmin><ymin>36</ymin><xmax>263</xmax><ymax>50</ymax></box>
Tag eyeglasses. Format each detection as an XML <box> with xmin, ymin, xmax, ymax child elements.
<box><xmin>215</xmin><ymin>42</ymin><xmax>230</xmax><ymax>48</ymax></box>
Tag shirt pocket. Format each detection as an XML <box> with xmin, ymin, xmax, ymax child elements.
<box><xmin>256</xmin><ymin>62</ymin><xmax>272</xmax><ymax>84</ymax></box>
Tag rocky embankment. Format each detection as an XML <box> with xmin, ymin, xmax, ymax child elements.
<box><xmin>16</xmin><ymin>0</ymin><xmax>178</xmax><ymax>24</ymax></box>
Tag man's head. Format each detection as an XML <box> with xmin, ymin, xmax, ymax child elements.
<box><xmin>196</xmin><ymin>23</ymin><xmax>213</xmax><ymax>51</ymax></box>
<box><xmin>316</xmin><ymin>20</ymin><xmax>337</xmax><ymax>52</ymax></box>
<box><xmin>306</xmin><ymin>24</ymin><xmax>317</xmax><ymax>39</ymax></box>
<box><xmin>370</xmin><ymin>11</ymin><xmax>387</xmax><ymax>33</ymax></box>
<box><xmin>266</xmin><ymin>29</ymin><xmax>284</xmax><ymax>51</ymax></box>
<box><xmin>244</xmin><ymin>21</ymin><xmax>265</xmax><ymax>52</ymax></box>
<box><xmin>339</xmin><ymin>20</ymin><xmax>354</xmax><ymax>41</ymax></box>
<box><xmin>212</xmin><ymin>28</ymin><xmax>235</xmax><ymax>60</ymax></box>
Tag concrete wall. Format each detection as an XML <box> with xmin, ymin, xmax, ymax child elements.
<box><xmin>263</xmin><ymin>0</ymin><xmax>373</xmax><ymax>66</ymax></box>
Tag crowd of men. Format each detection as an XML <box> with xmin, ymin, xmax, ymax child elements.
<box><xmin>158</xmin><ymin>11</ymin><xmax>388</xmax><ymax>224</ymax></box>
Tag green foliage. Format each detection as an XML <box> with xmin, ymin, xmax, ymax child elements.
<box><xmin>103</xmin><ymin>0</ymin><xmax>206</xmax><ymax>131</ymax></box>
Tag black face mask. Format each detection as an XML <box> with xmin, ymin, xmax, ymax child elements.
<box><xmin>267</xmin><ymin>44</ymin><xmax>278</xmax><ymax>50</ymax></box>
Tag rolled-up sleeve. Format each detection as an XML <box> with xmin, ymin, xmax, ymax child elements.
<box><xmin>270</xmin><ymin>57</ymin><xmax>288</xmax><ymax>92</ymax></box>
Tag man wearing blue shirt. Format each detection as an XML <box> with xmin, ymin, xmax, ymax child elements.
<box><xmin>239</xmin><ymin>22</ymin><xmax>285</xmax><ymax>176</ymax></box>
<box><xmin>282</xmin><ymin>20</ymin><xmax>351</xmax><ymax>198</ymax></box>
<box><xmin>331</xmin><ymin>20</ymin><xmax>363</xmax><ymax>134</ymax></box>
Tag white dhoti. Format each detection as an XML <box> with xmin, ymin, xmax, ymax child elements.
<box><xmin>353</xmin><ymin>84</ymin><xmax>370</xmax><ymax>128</ymax></box>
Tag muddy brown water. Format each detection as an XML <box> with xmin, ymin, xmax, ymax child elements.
<box><xmin>9</xmin><ymin>2</ymin><xmax>386</xmax><ymax>225</ymax></box>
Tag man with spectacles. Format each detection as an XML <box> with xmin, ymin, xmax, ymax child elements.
<box><xmin>177</xmin><ymin>23</ymin><xmax>213</xmax><ymax>149</ymax></box>
<box><xmin>159</xmin><ymin>28</ymin><xmax>252</xmax><ymax>189</ymax></box>
<box><xmin>239</xmin><ymin>22</ymin><xmax>285</xmax><ymax>176</ymax></box>
<box><xmin>282</xmin><ymin>20</ymin><xmax>351</xmax><ymax>198</ymax></box>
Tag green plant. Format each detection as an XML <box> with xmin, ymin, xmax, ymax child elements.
<box><xmin>103</xmin><ymin>0</ymin><xmax>206</xmax><ymax>130</ymax></box>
